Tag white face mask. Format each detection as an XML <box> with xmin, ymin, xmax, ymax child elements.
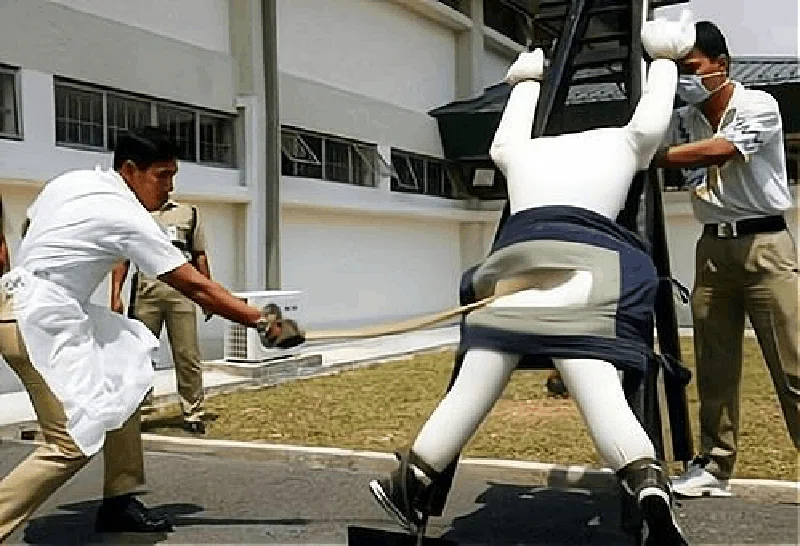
<box><xmin>676</xmin><ymin>71</ymin><xmax>727</xmax><ymax>104</ymax></box>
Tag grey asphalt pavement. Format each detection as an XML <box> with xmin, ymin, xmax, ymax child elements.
<box><xmin>0</xmin><ymin>440</ymin><xmax>797</xmax><ymax>545</ymax></box>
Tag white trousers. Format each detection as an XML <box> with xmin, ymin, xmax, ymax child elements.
<box><xmin>412</xmin><ymin>270</ymin><xmax>655</xmax><ymax>473</ymax></box>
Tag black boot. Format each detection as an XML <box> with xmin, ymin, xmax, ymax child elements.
<box><xmin>95</xmin><ymin>494</ymin><xmax>173</xmax><ymax>533</ymax></box>
<box><xmin>617</xmin><ymin>458</ymin><xmax>689</xmax><ymax>546</ymax></box>
<box><xmin>368</xmin><ymin>450</ymin><xmax>439</xmax><ymax>534</ymax></box>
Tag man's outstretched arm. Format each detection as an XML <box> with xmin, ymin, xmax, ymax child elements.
<box><xmin>159</xmin><ymin>263</ymin><xmax>261</xmax><ymax>328</ymax></box>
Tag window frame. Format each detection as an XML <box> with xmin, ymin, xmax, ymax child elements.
<box><xmin>390</xmin><ymin>149</ymin><xmax>461</xmax><ymax>199</ymax></box>
<box><xmin>280</xmin><ymin>126</ymin><xmax>384</xmax><ymax>188</ymax></box>
<box><xmin>0</xmin><ymin>65</ymin><xmax>23</xmax><ymax>140</ymax></box>
<box><xmin>52</xmin><ymin>77</ymin><xmax>236</xmax><ymax>167</ymax></box>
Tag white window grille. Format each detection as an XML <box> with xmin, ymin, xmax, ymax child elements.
<box><xmin>199</xmin><ymin>113</ymin><xmax>235</xmax><ymax>166</ymax></box>
<box><xmin>107</xmin><ymin>92</ymin><xmax>151</xmax><ymax>151</ymax></box>
<box><xmin>55</xmin><ymin>83</ymin><xmax>104</xmax><ymax>149</ymax></box>
<box><xmin>156</xmin><ymin>104</ymin><xmax>196</xmax><ymax>162</ymax></box>
<box><xmin>53</xmin><ymin>78</ymin><xmax>236</xmax><ymax>166</ymax></box>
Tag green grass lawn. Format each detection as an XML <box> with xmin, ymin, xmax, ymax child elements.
<box><xmin>144</xmin><ymin>338</ymin><xmax>799</xmax><ymax>481</ymax></box>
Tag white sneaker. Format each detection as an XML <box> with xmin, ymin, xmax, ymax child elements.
<box><xmin>672</xmin><ymin>459</ymin><xmax>732</xmax><ymax>498</ymax></box>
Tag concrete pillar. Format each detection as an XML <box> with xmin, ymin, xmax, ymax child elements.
<box><xmin>229</xmin><ymin>0</ymin><xmax>269</xmax><ymax>290</ymax></box>
<box><xmin>455</xmin><ymin>0</ymin><xmax>485</xmax><ymax>99</ymax></box>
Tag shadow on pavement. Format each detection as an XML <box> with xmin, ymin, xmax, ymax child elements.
<box><xmin>350</xmin><ymin>481</ymin><xmax>636</xmax><ymax>546</ymax></box>
<box><xmin>23</xmin><ymin>498</ymin><xmax>309</xmax><ymax>545</ymax></box>
<box><xmin>440</xmin><ymin>482</ymin><xmax>636</xmax><ymax>545</ymax></box>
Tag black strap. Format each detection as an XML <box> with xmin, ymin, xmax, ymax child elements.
<box><xmin>188</xmin><ymin>206</ymin><xmax>197</xmax><ymax>258</ymax></box>
<box><xmin>127</xmin><ymin>271</ymin><xmax>139</xmax><ymax>319</ymax></box>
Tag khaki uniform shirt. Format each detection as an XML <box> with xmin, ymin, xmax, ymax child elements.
<box><xmin>136</xmin><ymin>201</ymin><xmax>206</xmax><ymax>292</ymax></box>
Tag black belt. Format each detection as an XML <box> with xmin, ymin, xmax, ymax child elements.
<box><xmin>703</xmin><ymin>215</ymin><xmax>786</xmax><ymax>239</ymax></box>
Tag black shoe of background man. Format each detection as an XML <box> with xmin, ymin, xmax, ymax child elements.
<box><xmin>546</xmin><ymin>372</ymin><xmax>569</xmax><ymax>398</ymax></box>
<box><xmin>95</xmin><ymin>494</ymin><xmax>173</xmax><ymax>533</ymax></box>
<box><xmin>183</xmin><ymin>420</ymin><xmax>206</xmax><ymax>434</ymax></box>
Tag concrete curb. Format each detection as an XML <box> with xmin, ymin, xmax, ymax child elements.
<box><xmin>139</xmin><ymin>435</ymin><xmax>800</xmax><ymax>504</ymax></box>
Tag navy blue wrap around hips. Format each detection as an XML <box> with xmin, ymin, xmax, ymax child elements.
<box><xmin>458</xmin><ymin>205</ymin><xmax>659</xmax><ymax>372</ymax></box>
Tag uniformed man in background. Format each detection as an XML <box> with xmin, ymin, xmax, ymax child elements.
<box><xmin>111</xmin><ymin>200</ymin><xmax>211</xmax><ymax>434</ymax></box>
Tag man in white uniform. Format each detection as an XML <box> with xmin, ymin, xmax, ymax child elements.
<box><xmin>0</xmin><ymin>127</ymin><xmax>275</xmax><ymax>539</ymax></box>
<box><xmin>369</xmin><ymin>12</ymin><xmax>697</xmax><ymax>546</ymax></box>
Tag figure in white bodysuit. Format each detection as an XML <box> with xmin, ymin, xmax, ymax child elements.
<box><xmin>370</xmin><ymin>11</ymin><xmax>696</xmax><ymax>546</ymax></box>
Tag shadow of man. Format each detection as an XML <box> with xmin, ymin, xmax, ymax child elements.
<box><xmin>23</xmin><ymin>498</ymin><xmax>308</xmax><ymax>545</ymax></box>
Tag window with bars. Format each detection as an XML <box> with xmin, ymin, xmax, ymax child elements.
<box><xmin>107</xmin><ymin>92</ymin><xmax>151</xmax><ymax>151</ymax></box>
<box><xmin>390</xmin><ymin>150</ymin><xmax>460</xmax><ymax>199</ymax></box>
<box><xmin>199</xmin><ymin>114</ymin><xmax>234</xmax><ymax>165</ymax></box>
<box><xmin>55</xmin><ymin>84</ymin><xmax>104</xmax><ymax>148</ymax></box>
<box><xmin>53</xmin><ymin>79</ymin><xmax>236</xmax><ymax>167</ymax></box>
<box><xmin>280</xmin><ymin>127</ymin><xmax>384</xmax><ymax>187</ymax></box>
<box><xmin>0</xmin><ymin>68</ymin><xmax>21</xmax><ymax>138</ymax></box>
<box><xmin>156</xmin><ymin>105</ymin><xmax>196</xmax><ymax>162</ymax></box>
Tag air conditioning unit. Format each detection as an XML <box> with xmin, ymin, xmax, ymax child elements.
<box><xmin>223</xmin><ymin>290</ymin><xmax>304</xmax><ymax>363</ymax></box>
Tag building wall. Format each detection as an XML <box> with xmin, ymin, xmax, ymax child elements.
<box><xmin>275</xmin><ymin>0</ymin><xmax>505</xmax><ymax>330</ymax></box>
<box><xmin>0</xmin><ymin>0</ymin><xmax>236</xmax><ymax>112</ymax></box>
<box><xmin>483</xmin><ymin>46</ymin><xmax>512</xmax><ymax>89</ymax></box>
<box><xmin>276</xmin><ymin>0</ymin><xmax>457</xmax><ymax>114</ymax></box>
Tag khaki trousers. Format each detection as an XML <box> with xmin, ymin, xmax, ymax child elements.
<box><xmin>0</xmin><ymin>322</ymin><xmax>145</xmax><ymax>542</ymax></box>
<box><xmin>131</xmin><ymin>277</ymin><xmax>204</xmax><ymax>421</ymax></box>
<box><xmin>691</xmin><ymin>228</ymin><xmax>800</xmax><ymax>479</ymax></box>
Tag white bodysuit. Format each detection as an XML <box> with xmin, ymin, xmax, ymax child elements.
<box><xmin>412</xmin><ymin>59</ymin><xmax>680</xmax><ymax>473</ymax></box>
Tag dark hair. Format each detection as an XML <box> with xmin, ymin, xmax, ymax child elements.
<box><xmin>112</xmin><ymin>126</ymin><xmax>179</xmax><ymax>170</ymax></box>
<box><xmin>695</xmin><ymin>21</ymin><xmax>730</xmax><ymax>61</ymax></box>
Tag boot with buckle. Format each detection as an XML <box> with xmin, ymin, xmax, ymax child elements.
<box><xmin>368</xmin><ymin>450</ymin><xmax>439</xmax><ymax>537</ymax></box>
<box><xmin>617</xmin><ymin>457</ymin><xmax>689</xmax><ymax>546</ymax></box>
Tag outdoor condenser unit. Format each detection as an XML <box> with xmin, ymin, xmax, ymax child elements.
<box><xmin>222</xmin><ymin>290</ymin><xmax>304</xmax><ymax>362</ymax></box>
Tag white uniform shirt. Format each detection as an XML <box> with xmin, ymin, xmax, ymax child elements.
<box><xmin>4</xmin><ymin>167</ymin><xmax>187</xmax><ymax>455</ymax></box>
<box><xmin>18</xmin><ymin>167</ymin><xmax>186</xmax><ymax>302</ymax></box>
<box><xmin>664</xmin><ymin>82</ymin><xmax>792</xmax><ymax>224</ymax></box>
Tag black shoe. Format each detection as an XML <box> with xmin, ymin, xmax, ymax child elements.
<box><xmin>546</xmin><ymin>372</ymin><xmax>569</xmax><ymax>398</ymax></box>
<box><xmin>183</xmin><ymin>420</ymin><xmax>206</xmax><ymax>434</ymax></box>
<box><xmin>368</xmin><ymin>451</ymin><xmax>435</xmax><ymax>534</ymax></box>
<box><xmin>95</xmin><ymin>495</ymin><xmax>173</xmax><ymax>533</ymax></box>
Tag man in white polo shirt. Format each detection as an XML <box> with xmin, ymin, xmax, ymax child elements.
<box><xmin>655</xmin><ymin>20</ymin><xmax>799</xmax><ymax>497</ymax></box>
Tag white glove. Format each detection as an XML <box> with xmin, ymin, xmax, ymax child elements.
<box><xmin>641</xmin><ymin>9</ymin><xmax>696</xmax><ymax>60</ymax></box>
<box><xmin>504</xmin><ymin>48</ymin><xmax>545</xmax><ymax>86</ymax></box>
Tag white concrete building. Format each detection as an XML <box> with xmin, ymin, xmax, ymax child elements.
<box><xmin>0</xmin><ymin>0</ymin><xmax>797</xmax><ymax>394</ymax></box>
<box><xmin>0</xmin><ymin>0</ymin><xmax>524</xmax><ymax>392</ymax></box>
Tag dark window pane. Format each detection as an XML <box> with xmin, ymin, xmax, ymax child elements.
<box><xmin>426</xmin><ymin>161</ymin><xmax>444</xmax><ymax>196</ymax></box>
<box><xmin>324</xmin><ymin>139</ymin><xmax>350</xmax><ymax>183</ymax></box>
<box><xmin>199</xmin><ymin>114</ymin><xmax>234</xmax><ymax>166</ymax></box>
<box><xmin>294</xmin><ymin>134</ymin><xmax>323</xmax><ymax>178</ymax></box>
<box><xmin>157</xmin><ymin>105</ymin><xmax>196</xmax><ymax>161</ymax></box>
<box><xmin>107</xmin><ymin>93</ymin><xmax>150</xmax><ymax>151</ymax></box>
<box><xmin>0</xmin><ymin>71</ymin><xmax>19</xmax><ymax>136</ymax></box>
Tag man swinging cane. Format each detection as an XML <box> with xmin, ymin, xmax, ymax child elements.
<box><xmin>369</xmin><ymin>11</ymin><xmax>697</xmax><ymax>546</ymax></box>
<box><xmin>0</xmin><ymin>127</ymin><xmax>278</xmax><ymax>539</ymax></box>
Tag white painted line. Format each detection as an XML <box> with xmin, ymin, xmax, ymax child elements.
<box><xmin>141</xmin><ymin>435</ymin><xmax>800</xmax><ymax>491</ymax></box>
